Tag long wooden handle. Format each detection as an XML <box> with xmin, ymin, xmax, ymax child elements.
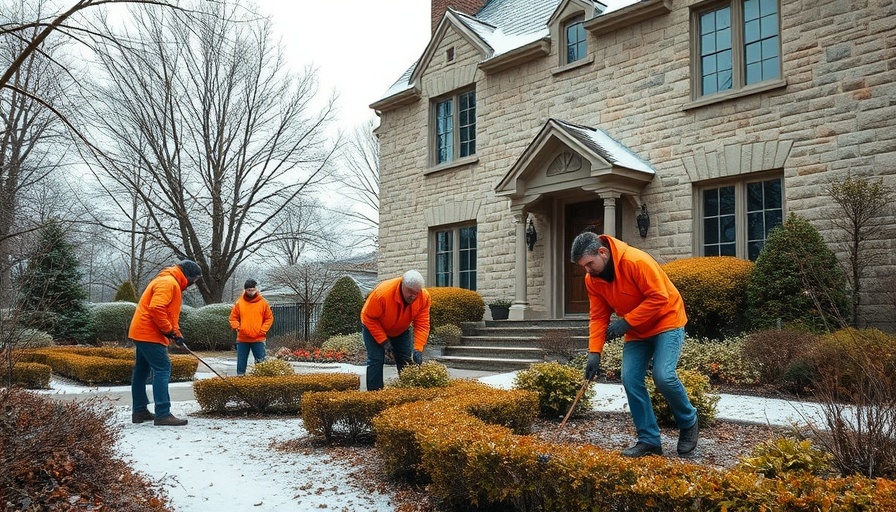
<box><xmin>558</xmin><ymin>379</ymin><xmax>591</xmax><ymax>433</ymax></box>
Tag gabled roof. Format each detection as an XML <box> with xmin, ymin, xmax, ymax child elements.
<box><xmin>371</xmin><ymin>0</ymin><xmax>648</xmax><ymax>108</ymax></box>
<box><xmin>495</xmin><ymin>118</ymin><xmax>654</xmax><ymax>200</ymax></box>
<box><xmin>552</xmin><ymin>119</ymin><xmax>654</xmax><ymax>174</ymax></box>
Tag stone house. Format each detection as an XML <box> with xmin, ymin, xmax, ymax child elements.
<box><xmin>370</xmin><ymin>0</ymin><xmax>896</xmax><ymax>330</ymax></box>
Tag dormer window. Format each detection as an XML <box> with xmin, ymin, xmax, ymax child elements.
<box><xmin>564</xmin><ymin>15</ymin><xmax>587</xmax><ymax>64</ymax></box>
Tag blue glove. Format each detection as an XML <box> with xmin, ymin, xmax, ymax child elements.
<box><xmin>605</xmin><ymin>319</ymin><xmax>631</xmax><ymax>340</ymax></box>
<box><xmin>585</xmin><ymin>352</ymin><xmax>601</xmax><ymax>381</ymax></box>
<box><xmin>412</xmin><ymin>350</ymin><xmax>423</xmax><ymax>364</ymax></box>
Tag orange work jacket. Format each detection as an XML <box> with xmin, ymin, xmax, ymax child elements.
<box><xmin>229</xmin><ymin>292</ymin><xmax>274</xmax><ymax>342</ymax></box>
<box><xmin>361</xmin><ymin>277</ymin><xmax>431</xmax><ymax>351</ymax></box>
<box><xmin>128</xmin><ymin>266</ymin><xmax>189</xmax><ymax>346</ymax></box>
<box><xmin>585</xmin><ymin>236</ymin><xmax>687</xmax><ymax>353</ymax></box>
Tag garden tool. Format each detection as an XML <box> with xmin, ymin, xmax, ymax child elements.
<box><xmin>179</xmin><ymin>342</ymin><xmax>261</xmax><ymax>412</ymax></box>
<box><xmin>557</xmin><ymin>378</ymin><xmax>593</xmax><ymax>438</ymax></box>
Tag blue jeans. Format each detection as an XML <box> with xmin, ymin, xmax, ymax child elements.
<box><xmin>362</xmin><ymin>326</ymin><xmax>412</xmax><ymax>391</ymax></box>
<box><xmin>236</xmin><ymin>342</ymin><xmax>266</xmax><ymax>375</ymax></box>
<box><xmin>131</xmin><ymin>341</ymin><xmax>172</xmax><ymax>418</ymax></box>
<box><xmin>620</xmin><ymin>327</ymin><xmax>697</xmax><ymax>447</ymax></box>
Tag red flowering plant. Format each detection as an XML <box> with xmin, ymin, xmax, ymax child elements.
<box><xmin>273</xmin><ymin>346</ymin><xmax>348</xmax><ymax>363</ymax></box>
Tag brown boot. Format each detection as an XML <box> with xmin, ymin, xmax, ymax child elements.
<box><xmin>132</xmin><ymin>410</ymin><xmax>155</xmax><ymax>424</ymax></box>
<box><xmin>153</xmin><ymin>415</ymin><xmax>188</xmax><ymax>426</ymax></box>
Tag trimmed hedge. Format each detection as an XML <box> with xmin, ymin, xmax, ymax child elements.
<box><xmin>89</xmin><ymin>302</ymin><xmax>137</xmax><ymax>344</ymax></box>
<box><xmin>193</xmin><ymin>372</ymin><xmax>359</xmax><ymax>414</ymax></box>
<box><xmin>427</xmin><ymin>287</ymin><xmax>486</xmax><ymax>327</ymax></box>
<box><xmin>662</xmin><ymin>256</ymin><xmax>753</xmax><ymax>339</ymax></box>
<box><xmin>15</xmin><ymin>346</ymin><xmax>197</xmax><ymax>385</ymax></box>
<box><xmin>10</xmin><ymin>362</ymin><xmax>52</xmax><ymax>389</ymax></box>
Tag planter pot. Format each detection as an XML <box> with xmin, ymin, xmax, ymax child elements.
<box><xmin>489</xmin><ymin>305</ymin><xmax>510</xmax><ymax>321</ymax></box>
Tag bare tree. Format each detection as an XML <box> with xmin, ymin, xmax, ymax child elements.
<box><xmin>260</xmin><ymin>196</ymin><xmax>343</xmax><ymax>268</ymax></box>
<box><xmin>266</xmin><ymin>261</ymin><xmax>338</xmax><ymax>342</ymax></box>
<box><xmin>0</xmin><ymin>0</ymin><xmax>73</xmax><ymax>306</ymax></box>
<box><xmin>83</xmin><ymin>0</ymin><xmax>339</xmax><ymax>304</ymax></box>
<box><xmin>828</xmin><ymin>175</ymin><xmax>895</xmax><ymax>326</ymax></box>
<box><xmin>339</xmin><ymin>118</ymin><xmax>380</xmax><ymax>248</ymax></box>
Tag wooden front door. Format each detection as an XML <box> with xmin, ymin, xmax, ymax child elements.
<box><xmin>564</xmin><ymin>200</ymin><xmax>603</xmax><ymax>314</ymax></box>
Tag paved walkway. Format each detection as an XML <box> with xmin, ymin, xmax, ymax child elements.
<box><xmin>37</xmin><ymin>354</ymin><xmax>835</xmax><ymax>428</ymax></box>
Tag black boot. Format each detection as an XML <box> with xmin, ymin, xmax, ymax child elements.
<box><xmin>131</xmin><ymin>410</ymin><xmax>155</xmax><ymax>424</ymax></box>
<box><xmin>154</xmin><ymin>415</ymin><xmax>188</xmax><ymax>426</ymax></box>
<box><xmin>677</xmin><ymin>422</ymin><xmax>699</xmax><ymax>457</ymax></box>
<box><xmin>621</xmin><ymin>442</ymin><xmax>662</xmax><ymax>458</ymax></box>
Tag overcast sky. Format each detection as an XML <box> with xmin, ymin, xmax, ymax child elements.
<box><xmin>251</xmin><ymin>0</ymin><xmax>432</xmax><ymax>133</ymax></box>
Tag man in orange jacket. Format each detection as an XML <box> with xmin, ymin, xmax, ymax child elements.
<box><xmin>360</xmin><ymin>270</ymin><xmax>431</xmax><ymax>391</ymax></box>
<box><xmin>229</xmin><ymin>279</ymin><xmax>274</xmax><ymax>376</ymax></box>
<box><xmin>129</xmin><ymin>259</ymin><xmax>202</xmax><ymax>426</ymax></box>
<box><xmin>571</xmin><ymin>232</ymin><xmax>698</xmax><ymax>458</ymax></box>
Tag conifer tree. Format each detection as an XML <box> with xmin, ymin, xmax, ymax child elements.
<box><xmin>315</xmin><ymin>276</ymin><xmax>365</xmax><ymax>339</ymax></box>
<box><xmin>114</xmin><ymin>280</ymin><xmax>139</xmax><ymax>303</ymax></box>
<box><xmin>18</xmin><ymin>220</ymin><xmax>93</xmax><ymax>343</ymax></box>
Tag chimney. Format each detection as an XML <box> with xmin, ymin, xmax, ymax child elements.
<box><xmin>431</xmin><ymin>0</ymin><xmax>489</xmax><ymax>33</ymax></box>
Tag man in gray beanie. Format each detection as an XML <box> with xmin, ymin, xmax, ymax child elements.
<box><xmin>129</xmin><ymin>259</ymin><xmax>202</xmax><ymax>426</ymax></box>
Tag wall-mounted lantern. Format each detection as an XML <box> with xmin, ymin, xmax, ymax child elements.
<box><xmin>526</xmin><ymin>217</ymin><xmax>537</xmax><ymax>251</ymax></box>
<box><xmin>636</xmin><ymin>204</ymin><xmax>650</xmax><ymax>238</ymax></box>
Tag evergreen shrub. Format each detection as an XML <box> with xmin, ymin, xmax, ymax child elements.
<box><xmin>513</xmin><ymin>361</ymin><xmax>594</xmax><ymax>419</ymax></box>
<box><xmin>427</xmin><ymin>287</ymin><xmax>485</xmax><ymax>327</ymax></box>
<box><xmin>250</xmin><ymin>358</ymin><xmax>295</xmax><ymax>377</ymax></box>
<box><xmin>429</xmin><ymin>324</ymin><xmax>462</xmax><ymax>346</ymax></box>
<box><xmin>746</xmin><ymin>214</ymin><xmax>850</xmax><ymax>332</ymax></box>
<box><xmin>678</xmin><ymin>336</ymin><xmax>759</xmax><ymax>385</ymax></box>
<box><xmin>648</xmin><ymin>368</ymin><xmax>719</xmax><ymax>427</ymax></box>
<box><xmin>390</xmin><ymin>361</ymin><xmax>451</xmax><ymax>388</ymax></box>
<box><xmin>737</xmin><ymin>437</ymin><xmax>833</xmax><ymax>479</ymax></box>
<box><xmin>5</xmin><ymin>327</ymin><xmax>53</xmax><ymax>348</ymax></box>
<box><xmin>113</xmin><ymin>281</ymin><xmax>138</xmax><ymax>302</ymax></box>
<box><xmin>315</xmin><ymin>276</ymin><xmax>364</xmax><ymax>339</ymax></box>
<box><xmin>321</xmin><ymin>332</ymin><xmax>364</xmax><ymax>356</ymax></box>
<box><xmin>180</xmin><ymin>304</ymin><xmax>234</xmax><ymax>350</ymax></box>
<box><xmin>17</xmin><ymin>220</ymin><xmax>93</xmax><ymax>343</ymax></box>
<box><xmin>90</xmin><ymin>302</ymin><xmax>137</xmax><ymax>345</ymax></box>
<box><xmin>662</xmin><ymin>256</ymin><xmax>753</xmax><ymax>339</ymax></box>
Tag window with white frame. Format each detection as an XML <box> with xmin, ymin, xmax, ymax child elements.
<box><xmin>433</xmin><ymin>225</ymin><xmax>477</xmax><ymax>290</ymax></box>
<box><xmin>694</xmin><ymin>0</ymin><xmax>780</xmax><ymax>97</ymax></box>
<box><xmin>700</xmin><ymin>176</ymin><xmax>783</xmax><ymax>260</ymax></box>
<box><xmin>564</xmin><ymin>16</ymin><xmax>587</xmax><ymax>64</ymax></box>
<box><xmin>434</xmin><ymin>89</ymin><xmax>476</xmax><ymax>165</ymax></box>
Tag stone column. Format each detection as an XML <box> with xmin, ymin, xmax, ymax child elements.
<box><xmin>601</xmin><ymin>193</ymin><xmax>619</xmax><ymax>237</ymax></box>
<box><xmin>509</xmin><ymin>210</ymin><xmax>529</xmax><ymax>320</ymax></box>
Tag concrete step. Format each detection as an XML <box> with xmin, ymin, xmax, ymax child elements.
<box><xmin>434</xmin><ymin>355</ymin><xmax>543</xmax><ymax>371</ymax></box>
<box><xmin>442</xmin><ymin>345</ymin><xmax>544</xmax><ymax>359</ymax></box>
<box><xmin>471</xmin><ymin>326</ymin><xmax>589</xmax><ymax>337</ymax></box>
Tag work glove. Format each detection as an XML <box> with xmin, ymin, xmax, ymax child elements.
<box><xmin>584</xmin><ymin>352</ymin><xmax>602</xmax><ymax>381</ymax></box>
<box><xmin>412</xmin><ymin>350</ymin><xmax>423</xmax><ymax>365</ymax></box>
<box><xmin>172</xmin><ymin>336</ymin><xmax>187</xmax><ymax>349</ymax></box>
<box><xmin>605</xmin><ymin>318</ymin><xmax>631</xmax><ymax>340</ymax></box>
<box><xmin>381</xmin><ymin>340</ymin><xmax>393</xmax><ymax>356</ymax></box>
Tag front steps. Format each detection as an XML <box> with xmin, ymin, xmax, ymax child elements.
<box><xmin>433</xmin><ymin>319</ymin><xmax>589</xmax><ymax>371</ymax></box>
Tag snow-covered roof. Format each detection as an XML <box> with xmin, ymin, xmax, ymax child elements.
<box><xmin>373</xmin><ymin>0</ymin><xmax>645</xmax><ymax>105</ymax></box>
<box><xmin>553</xmin><ymin>119</ymin><xmax>655</xmax><ymax>174</ymax></box>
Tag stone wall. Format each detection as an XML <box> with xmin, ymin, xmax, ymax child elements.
<box><xmin>377</xmin><ymin>0</ymin><xmax>896</xmax><ymax>329</ymax></box>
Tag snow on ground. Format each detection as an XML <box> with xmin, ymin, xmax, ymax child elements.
<box><xmin>33</xmin><ymin>362</ymin><xmax>836</xmax><ymax>511</ymax></box>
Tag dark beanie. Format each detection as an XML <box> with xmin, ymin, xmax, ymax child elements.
<box><xmin>178</xmin><ymin>259</ymin><xmax>202</xmax><ymax>280</ymax></box>
<box><xmin>244</xmin><ymin>279</ymin><xmax>257</xmax><ymax>289</ymax></box>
